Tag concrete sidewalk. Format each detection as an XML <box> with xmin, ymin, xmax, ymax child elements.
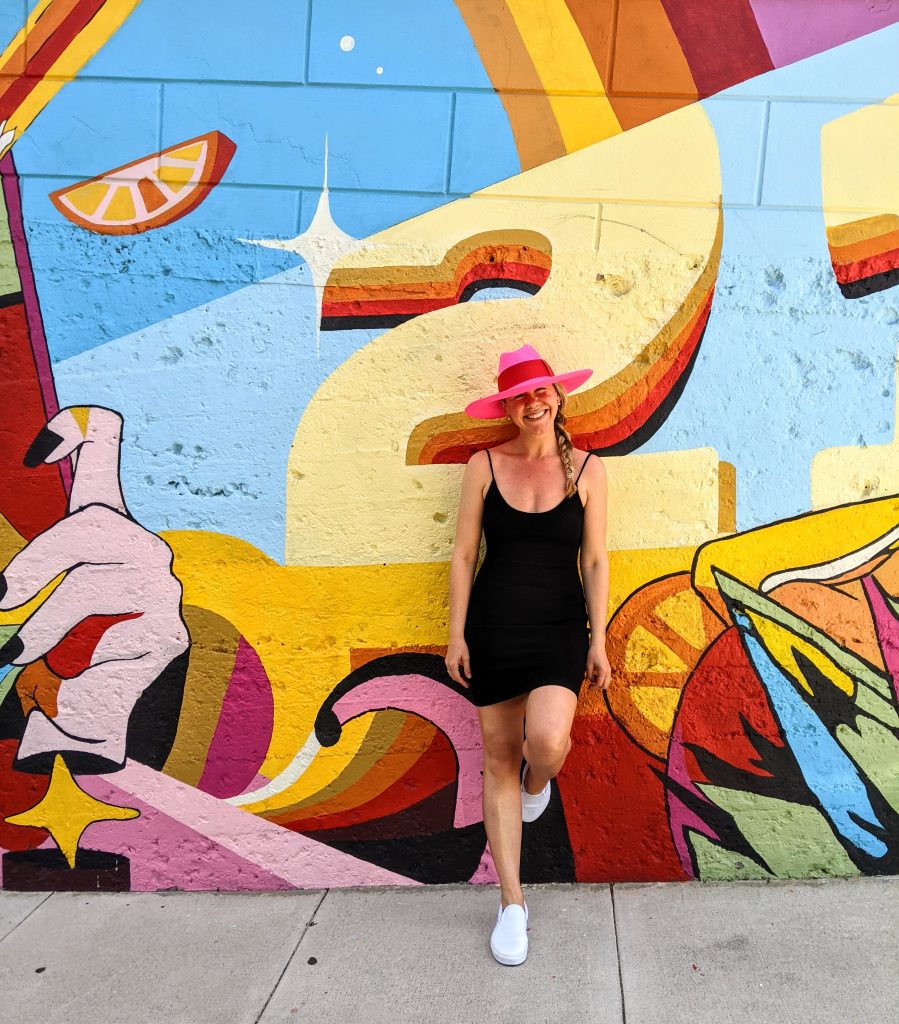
<box><xmin>0</xmin><ymin>877</ymin><xmax>895</xmax><ymax>1024</ymax></box>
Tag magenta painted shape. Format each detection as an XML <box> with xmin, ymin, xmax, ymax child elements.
<box><xmin>862</xmin><ymin>575</ymin><xmax>899</xmax><ymax>704</ymax></box>
<box><xmin>665</xmin><ymin>720</ymin><xmax>719</xmax><ymax>878</ymax></box>
<box><xmin>331</xmin><ymin>674</ymin><xmax>483</xmax><ymax>829</ymax></box>
<box><xmin>748</xmin><ymin>0</ymin><xmax>899</xmax><ymax>67</ymax></box>
<box><xmin>197</xmin><ymin>637</ymin><xmax>274</xmax><ymax>799</ymax></box>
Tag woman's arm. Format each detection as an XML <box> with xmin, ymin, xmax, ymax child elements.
<box><xmin>445</xmin><ymin>450</ymin><xmax>489</xmax><ymax>686</ymax></box>
<box><xmin>580</xmin><ymin>455</ymin><xmax>612</xmax><ymax>690</ymax></box>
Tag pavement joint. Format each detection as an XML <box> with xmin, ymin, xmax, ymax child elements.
<box><xmin>610</xmin><ymin>884</ymin><xmax>628</xmax><ymax>1024</ymax></box>
<box><xmin>252</xmin><ymin>888</ymin><xmax>329</xmax><ymax>1024</ymax></box>
<box><xmin>0</xmin><ymin>891</ymin><xmax>53</xmax><ymax>945</ymax></box>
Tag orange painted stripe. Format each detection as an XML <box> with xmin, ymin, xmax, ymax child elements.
<box><xmin>606</xmin><ymin>0</ymin><xmax>698</xmax><ymax>131</ymax></box>
<box><xmin>562</xmin><ymin>0</ymin><xmax>615</xmax><ymax>84</ymax></box>
<box><xmin>454</xmin><ymin>0</ymin><xmax>566</xmax><ymax>169</ymax></box>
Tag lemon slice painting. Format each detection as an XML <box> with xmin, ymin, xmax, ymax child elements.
<box><xmin>49</xmin><ymin>131</ymin><xmax>236</xmax><ymax>235</ymax></box>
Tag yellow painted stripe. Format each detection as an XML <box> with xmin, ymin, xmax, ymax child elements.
<box><xmin>5</xmin><ymin>1</ymin><xmax>143</xmax><ymax>147</ymax></box>
<box><xmin>504</xmin><ymin>0</ymin><xmax>621</xmax><ymax>152</ymax></box>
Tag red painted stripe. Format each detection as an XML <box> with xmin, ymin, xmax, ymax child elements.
<box><xmin>658</xmin><ymin>0</ymin><xmax>773</xmax><ymax>96</ymax></box>
<box><xmin>831</xmin><ymin>245</ymin><xmax>899</xmax><ymax>285</ymax></box>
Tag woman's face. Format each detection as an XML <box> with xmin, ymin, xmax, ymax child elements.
<box><xmin>502</xmin><ymin>385</ymin><xmax>560</xmax><ymax>434</ymax></box>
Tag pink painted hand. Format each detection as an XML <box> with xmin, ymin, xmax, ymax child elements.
<box><xmin>0</xmin><ymin>407</ymin><xmax>189</xmax><ymax>773</ymax></box>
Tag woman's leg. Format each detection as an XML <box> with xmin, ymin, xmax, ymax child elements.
<box><xmin>478</xmin><ymin>695</ymin><xmax>528</xmax><ymax>908</ymax></box>
<box><xmin>521</xmin><ymin>685</ymin><xmax>579</xmax><ymax>794</ymax></box>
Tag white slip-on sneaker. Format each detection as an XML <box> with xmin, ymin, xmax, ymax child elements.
<box><xmin>520</xmin><ymin>762</ymin><xmax>551</xmax><ymax>823</ymax></box>
<box><xmin>490</xmin><ymin>902</ymin><xmax>529</xmax><ymax>965</ymax></box>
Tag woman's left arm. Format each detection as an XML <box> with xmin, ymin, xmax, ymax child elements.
<box><xmin>580</xmin><ymin>456</ymin><xmax>612</xmax><ymax>690</ymax></box>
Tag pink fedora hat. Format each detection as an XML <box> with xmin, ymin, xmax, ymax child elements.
<box><xmin>464</xmin><ymin>344</ymin><xmax>593</xmax><ymax>420</ymax></box>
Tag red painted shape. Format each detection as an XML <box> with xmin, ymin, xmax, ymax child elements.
<box><xmin>671</xmin><ymin>627</ymin><xmax>784</xmax><ymax>786</ymax></box>
<box><xmin>659</xmin><ymin>0</ymin><xmax>773</xmax><ymax>96</ymax></box>
<box><xmin>0</xmin><ymin>739</ymin><xmax>50</xmax><ymax>851</ymax></box>
<box><xmin>45</xmin><ymin>613</ymin><xmax>142</xmax><ymax>680</ymax></box>
<box><xmin>558</xmin><ymin>712</ymin><xmax>688</xmax><ymax>882</ymax></box>
<box><xmin>0</xmin><ymin>299</ymin><xmax>67</xmax><ymax>540</ymax></box>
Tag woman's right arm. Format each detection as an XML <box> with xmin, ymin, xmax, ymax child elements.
<box><xmin>445</xmin><ymin>451</ymin><xmax>489</xmax><ymax>687</ymax></box>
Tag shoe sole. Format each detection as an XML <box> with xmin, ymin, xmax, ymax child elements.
<box><xmin>491</xmin><ymin>943</ymin><xmax>528</xmax><ymax>966</ymax></box>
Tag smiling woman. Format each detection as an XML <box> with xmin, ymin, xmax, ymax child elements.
<box><xmin>445</xmin><ymin>343</ymin><xmax>611</xmax><ymax>965</ymax></box>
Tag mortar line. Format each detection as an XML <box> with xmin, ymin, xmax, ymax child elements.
<box><xmin>754</xmin><ymin>99</ymin><xmax>771</xmax><ymax>207</ymax></box>
<box><xmin>610</xmin><ymin>885</ymin><xmax>628</xmax><ymax>1024</ymax></box>
<box><xmin>253</xmin><ymin>888</ymin><xmax>329</xmax><ymax>1024</ymax></box>
<box><xmin>0</xmin><ymin>891</ymin><xmax>54</xmax><ymax>945</ymax></box>
<box><xmin>303</xmin><ymin>0</ymin><xmax>314</xmax><ymax>84</ymax></box>
<box><xmin>444</xmin><ymin>92</ymin><xmax>457</xmax><ymax>195</ymax></box>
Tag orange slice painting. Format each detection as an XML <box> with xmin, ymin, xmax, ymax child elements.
<box><xmin>49</xmin><ymin>131</ymin><xmax>236</xmax><ymax>235</ymax></box>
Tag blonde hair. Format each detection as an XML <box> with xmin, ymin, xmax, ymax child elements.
<box><xmin>553</xmin><ymin>384</ymin><xmax>576</xmax><ymax>497</ymax></box>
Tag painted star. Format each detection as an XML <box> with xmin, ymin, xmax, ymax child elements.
<box><xmin>5</xmin><ymin>755</ymin><xmax>139</xmax><ymax>868</ymax></box>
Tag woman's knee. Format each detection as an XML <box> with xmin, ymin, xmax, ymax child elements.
<box><xmin>481</xmin><ymin>742</ymin><xmax>522</xmax><ymax>777</ymax></box>
<box><xmin>524</xmin><ymin>728</ymin><xmax>570</xmax><ymax>767</ymax></box>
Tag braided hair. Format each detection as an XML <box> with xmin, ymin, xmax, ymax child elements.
<box><xmin>553</xmin><ymin>384</ymin><xmax>576</xmax><ymax>497</ymax></box>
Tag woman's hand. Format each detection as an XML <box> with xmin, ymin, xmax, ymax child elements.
<box><xmin>445</xmin><ymin>637</ymin><xmax>471</xmax><ymax>688</ymax></box>
<box><xmin>586</xmin><ymin>637</ymin><xmax>612</xmax><ymax>691</ymax></box>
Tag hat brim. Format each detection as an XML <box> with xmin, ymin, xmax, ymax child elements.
<box><xmin>464</xmin><ymin>368</ymin><xmax>593</xmax><ymax>420</ymax></box>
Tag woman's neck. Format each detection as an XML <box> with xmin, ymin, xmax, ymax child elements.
<box><xmin>506</xmin><ymin>433</ymin><xmax>559</xmax><ymax>460</ymax></box>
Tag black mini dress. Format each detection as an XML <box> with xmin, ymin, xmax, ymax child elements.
<box><xmin>464</xmin><ymin>450</ymin><xmax>592</xmax><ymax>707</ymax></box>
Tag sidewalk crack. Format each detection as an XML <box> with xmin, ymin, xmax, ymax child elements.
<box><xmin>253</xmin><ymin>888</ymin><xmax>329</xmax><ymax>1024</ymax></box>
<box><xmin>610</xmin><ymin>884</ymin><xmax>628</xmax><ymax>1024</ymax></box>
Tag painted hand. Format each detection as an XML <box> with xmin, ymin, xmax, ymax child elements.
<box><xmin>0</xmin><ymin>407</ymin><xmax>189</xmax><ymax>773</ymax></box>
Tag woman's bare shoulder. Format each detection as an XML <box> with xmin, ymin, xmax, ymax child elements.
<box><xmin>574</xmin><ymin>449</ymin><xmax>606</xmax><ymax>484</ymax></box>
<box><xmin>464</xmin><ymin>448</ymin><xmax>493</xmax><ymax>489</ymax></box>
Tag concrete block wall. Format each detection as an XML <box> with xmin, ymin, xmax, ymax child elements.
<box><xmin>0</xmin><ymin>1</ymin><xmax>897</xmax><ymax>891</ymax></box>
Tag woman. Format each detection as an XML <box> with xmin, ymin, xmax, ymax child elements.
<box><xmin>446</xmin><ymin>343</ymin><xmax>611</xmax><ymax>966</ymax></box>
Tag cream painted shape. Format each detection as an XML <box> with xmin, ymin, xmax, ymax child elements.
<box><xmin>287</xmin><ymin>104</ymin><xmax>722</xmax><ymax>566</ymax></box>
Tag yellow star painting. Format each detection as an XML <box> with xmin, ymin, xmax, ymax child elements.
<box><xmin>5</xmin><ymin>756</ymin><xmax>139</xmax><ymax>868</ymax></box>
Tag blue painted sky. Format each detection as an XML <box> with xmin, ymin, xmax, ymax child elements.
<box><xmin>10</xmin><ymin>6</ymin><xmax>899</xmax><ymax>556</ymax></box>
<box><xmin>642</xmin><ymin>24</ymin><xmax>899</xmax><ymax>532</ymax></box>
<box><xmin>11</xmin><ymin>0</ymin><xmax>517</xmax><ymax>362</ymax></box>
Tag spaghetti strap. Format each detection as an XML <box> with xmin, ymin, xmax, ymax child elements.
<box><xmin>485</xmin><ymin>448</ymin><xmax>495</xmax><ymax>480</ymax></box>
<box><xmin>574</xmin><ymin>451</ymin><xmax>593</xmax><ymax>485</ymax></box>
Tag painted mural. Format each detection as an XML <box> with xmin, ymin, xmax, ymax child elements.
<box><xmin>0</xmin><ymin>0</ymin><xmax>898</xmax><ymax>891</ymax></box>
